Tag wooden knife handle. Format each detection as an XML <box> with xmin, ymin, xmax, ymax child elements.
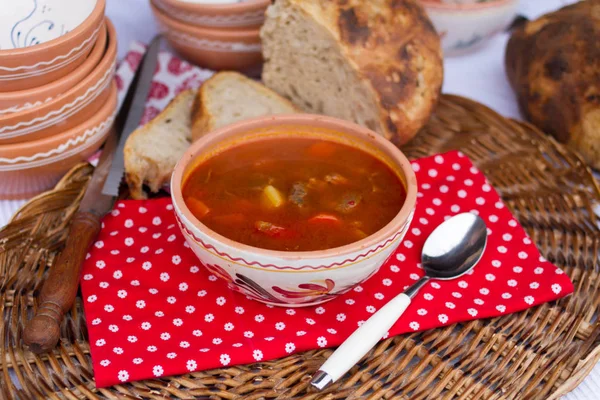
<box><xmin>23</xmin><ymin>211</ymin><xmax>101</xmax><ymax>354</ymax></box>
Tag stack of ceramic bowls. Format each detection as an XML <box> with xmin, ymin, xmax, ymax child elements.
<box><xmin>0</xmin><ymin>0</ymin><xmax>118</xmax><ymax>200</ymax></box>
<box><xmin>150</xmin><ymin>0</ymin><xmax>269</xmax><ymax>72</ymax></box>
<box><xmin>418</xmin><ymin>0</ymin><xmax>519</xmax><ymax>55</ymax></box>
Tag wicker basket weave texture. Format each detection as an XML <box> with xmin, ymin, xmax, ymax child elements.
<box><xmin>0</xmin><ymin>95</ymin><xmax>598</xmax><ymax>400</ymax></box>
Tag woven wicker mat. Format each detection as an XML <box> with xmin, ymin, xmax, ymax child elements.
<box><xmin>1</xmin><ymin>94</ymin><xmax>599</xmax><ymax>400</ymax></box>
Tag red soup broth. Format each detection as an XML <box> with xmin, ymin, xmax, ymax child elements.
<box><xmin>182</xmin><ymin>138</ymin><xmax>406</xmax><ymax>251</ymax></box>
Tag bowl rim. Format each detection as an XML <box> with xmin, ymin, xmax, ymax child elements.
<box><xmin>171</xmin><ymin>114</ymin><xmax>418</xmax><ymax>260</ymax></box>
<box><xmin>0</xmin><ymin>22</ymin><xmax>108</xmax><ymax>108</ymax></box>
<box><xmin>151</xmin><ymin>1</ymin><xmax>261</xmax><ymax>37</ymax></box>
<box><xmin>0</xmin><ymin>82</ymin><xmax>117</xmax><ymax>160</ymax></box>
<box><xmin>419</xmin><ymin>0</ymin><xmax>518</xmax><ymax>11</ymax></box>
<box><xmin>0</xmin><ymin>0</ymin><xmax>105</xmax><ymax>56</ymax></box>
<box><xmin>156</xmin><ymin>0</ymin><xmax>270</xmax><ymax>13</ymax></box>
<box><xmin>0</xmin><ymin>18</ymin><xmax>117</xmax><ymax>128</ymax></box>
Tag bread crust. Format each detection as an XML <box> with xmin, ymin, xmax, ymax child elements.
<box><xmin>266</xmin><ymin>0</ymin><xmax>443</xmax><ymax>144</ymax></box>
<box><xmin>191</xmin><ymin>71</ymin><xmax>299</xmax><ymax>141</ymax></box>
<box><xmin>506</xmin><ymin>1</ymin><xmax>600</xmax><ymax>168</ymax></box>
<box><xmin>124</xmin><ymin>89</ymin><xmax>195</xmax><ymax>199</ymax></box>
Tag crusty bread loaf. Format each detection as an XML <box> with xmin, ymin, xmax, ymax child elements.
<box><xmin>124</xmin><ymin>89</ymin><xmax>195</xmax><ymax>200</ymax></box>
<box><xmin>260</xmin><ymin>0</ymin><xmax>443</xmax><ymax>145</ymax></box>
<box><xmin>505</xmin><ymin>1</ymin><xmax>600</xmax><ymax>169</ymax></box>
<box><xmin>191</xmin><ymin>71</ymin><xmax>299</xmax><ymax>141</ymax></box>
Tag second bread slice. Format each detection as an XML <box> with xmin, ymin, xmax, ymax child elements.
<box><xmin>191</xmin><ymin>71</ymin><xmax>299</xmax><ymax>141</ymax></box>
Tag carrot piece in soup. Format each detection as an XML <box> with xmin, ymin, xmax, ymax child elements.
<box><xmin>262</xmin><ymin>185</ymin><xmax>285</xmax><ymax>208</ymax></box>
<box><xmin>232</xmin><ymin>199</ymin><xmax>256</xmax><ymax>213</ymax></box>
<box><xmin>213</xmin><ymin>213</ymin><xmax>246</xmax><ymax>225</ymax></box>
<box><xmin>308</xmin><ymin>213</ymin><xmax>341</xmax><ymax>224</ymax></box>
<box><xmin>187</xmin><ymin>198</ymin><xmax>210</xmax><ymax>218</ymax></box>
<box><xmin>307</xmin><ymin>141</ymin><xmax>336</xmax><ymax>158</ymax></box>
<box><xmin>255</xmin><ymin>221</ymin><xmax>295</xmax><ymax>238</ymax></box>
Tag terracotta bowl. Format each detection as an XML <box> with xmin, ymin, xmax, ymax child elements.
<box><xmin>0</xmin><ymin>82</ymin><xmax>117</xmax><ymax>200</ymax></box>
<box><xmin>0</xmin><ymin>0</ymin><xmax>105</xmax><ymax>92</ymax></box>
<box><xmin>419</xmin><ymin>0</ymin><xmax>519</xmax><ymax>56</ymax></box>
<box><xmin>150</xmin><ymin>2</ymin><xmax>262</xmax><ymax>72</ymax></box>
<box><xmin>152</xmin><ymin>0</ymin><xmax>269</xmax><ymax>28</ymax></box>
<box><xmin>0</xmin><ymin>18</ymin><xmax>117</xmax><ymax>145</ymax></box>
<box><xmin>0</xmin><ymin>22</ymin><xmax>107</xmax><ymax>116</ymax></box>
<box><xmin>171</xmin><ymin>114</ymin><xmax>418</xmax><ymax>307</ymax></box>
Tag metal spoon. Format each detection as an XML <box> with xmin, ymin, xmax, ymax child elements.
<box><xmin>310</xmin><ymin>212</ymin><xmax>487</xmax><ymax>390</ymax></box>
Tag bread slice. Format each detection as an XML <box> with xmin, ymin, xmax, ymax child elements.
<box><xmin>260</xmin><ymin>0</ymin><xmax>443</xmax><ymax>145</ymax></box>
<box><xmin>124</xmin><ymin>89</ymin><xmax>195</xmax><ymax>200</ymax></box>
<box><xmin>191</xmin><ymin>71</ymin><xmax>299</xmax><ymax>141</ymax></box>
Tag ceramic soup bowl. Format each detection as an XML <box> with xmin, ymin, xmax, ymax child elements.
<box><xmin>419</xmin><ymin>0</ymin><xmax>519</xmax><ymax>56</ymax></box>
<box><xmin>0</xmin><ymin>0</ymin><xmax>105</xmax><ymax>92</ymax></box>
<box><xmin>171</xmin><ymin>114</ymin><xmax>417</xmax><ymax>307</ymax></box>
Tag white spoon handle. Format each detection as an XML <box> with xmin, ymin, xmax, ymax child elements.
<box><xmin>311</xmin><ymin>292</ymin><xmax>412</xmax><ymax>389</ymax></box>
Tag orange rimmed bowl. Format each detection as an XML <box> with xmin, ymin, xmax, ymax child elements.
<box><xmin>0</xmin><ymin>0</ymin><xmax>106</xmax><ymax>92</ymax></box>
<box><xmin>0</xmin><ymin>22</ymin><xmax>107</xmax><ymax>117</ymax></box>
<box><xmin>150</xmin><ymin>1</ymin><xmax>262</xmax><ymax>72</ymax></box>
<box><xmin>170</xmin><ymin>114</ymin><xmax>418</xmax><ymax>307</ymax></box>
<box><xmin>0</xmin><ymin>18</ymin><xmax>117</xmax><ymax>145</ymax></box>
<box><xmin>151</xmin><ymin>0</ymin><xmax>269</xmax><ymax>28</ymax></box>
<box><xmin>0</xmin><ymin>82</ymin><xmax>117</xmax><ymax>200</ymax></box>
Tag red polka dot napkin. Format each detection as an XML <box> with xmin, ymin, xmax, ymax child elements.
<box><xmin>80</xmin><ymin>151</ymin><xmax>573</xmax><ymax>388</ymax></box>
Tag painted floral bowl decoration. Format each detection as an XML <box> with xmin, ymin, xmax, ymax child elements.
<box><xmin>419</xmin><ymin>0</ymin><xmax>519</xmax><ymax>56</ymax></box>
<box><xmin>0</xmin><ymin>23</ymin><xmax>107</xmax><ymax>116</ymax></box>
<box><xmin>0</xmin><ymin>0</ymin><xmax>105</xmax><ymax>92</ymax></box>
<box><xmin>171</xmin><ymin>114</ymin><xmax>418</xmax><ymax>307</ymax></box>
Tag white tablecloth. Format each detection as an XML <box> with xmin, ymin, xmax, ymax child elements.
<box><xmin>2</xmin><ymin>0</ymin><xmax>598</xmax><ymax>397</ymax></box>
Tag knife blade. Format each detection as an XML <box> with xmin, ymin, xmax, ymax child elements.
<box><xmin>102</xmin><ymin>35</ymin><xmax>162</xmax><ymax>197</ymax></box>
<box><xmin>23</xmin><ymin>36</ymin><xmax>162</xmax><ymax>354</ymax></box>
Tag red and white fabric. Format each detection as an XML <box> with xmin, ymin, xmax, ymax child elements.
<box><xmin>80</xmin><ymin>149</ymin><xmax>573</xmax><ymax>387</ymax></box>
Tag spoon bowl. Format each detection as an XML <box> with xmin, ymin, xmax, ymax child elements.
<box><xmin>311</xmin><ymin>213</ymin><xmax>488</xmax><ymax>390</ymax></box>
<box><xmin>422</xmin><ymin>212</ymin><xmax>487</xmax><ymax>279</ymax></box>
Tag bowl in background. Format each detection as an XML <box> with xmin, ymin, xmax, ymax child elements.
<box><xmin>171</xmin><ymin>114</ymin><xmax>417</xmax><ymax>307</ymax></box>
<box><xmin>152</xmin><ymin>0</ymin><xmax>269</xmax><ymax>28</ymax></box>
<box><xmin>419</xmin><ymin>0</ymin><xmax>519</xmax><ymax>56</ymax></box>
<box><xmin>0</xmin><ymin>18</ymin><xmax>117</xmax><ymax>144</ymax></box>
<box><xmin>0</xmin><ymin>82</ymin><xmax>117</xmax><ymax>200</ymax></box>
<box><xmin>0</xmin><ymin>0</ymin><xmax>105</xmax><ymax>92</ymax></box>
<box><xmin>150</xmin><ymin>1</ymin><xmax>262</xmax><ymax>72</ymax></box>
<box><xmin>0</xmin><ymin>22</ymin><xmax>107</xmax><ymax>116</ymax></box>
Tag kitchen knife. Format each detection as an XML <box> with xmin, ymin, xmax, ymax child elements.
<box><xmin>23</xmin><ymin>36</ymin><xmax>162</xmax><ymax>354</ymax></box>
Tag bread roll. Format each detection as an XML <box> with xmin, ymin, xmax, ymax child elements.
<box><xmin>191</xmin><ymin>71</ymin><xmax>299</xmax><ymax>142</ymax></box>
<box><xmin>124</xmin><ymin>90</ymin><xmax>196</xmax><ymax>199</ymax></box>
<box><xmin>260</xmin><ymin>0</ymin><xmax>443</xmax><ymax>145</ymax></box>
<box><xmin>505</xmin><ymin>1</ymin><xmax>600</xmax><ymax>169</ymax></box>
